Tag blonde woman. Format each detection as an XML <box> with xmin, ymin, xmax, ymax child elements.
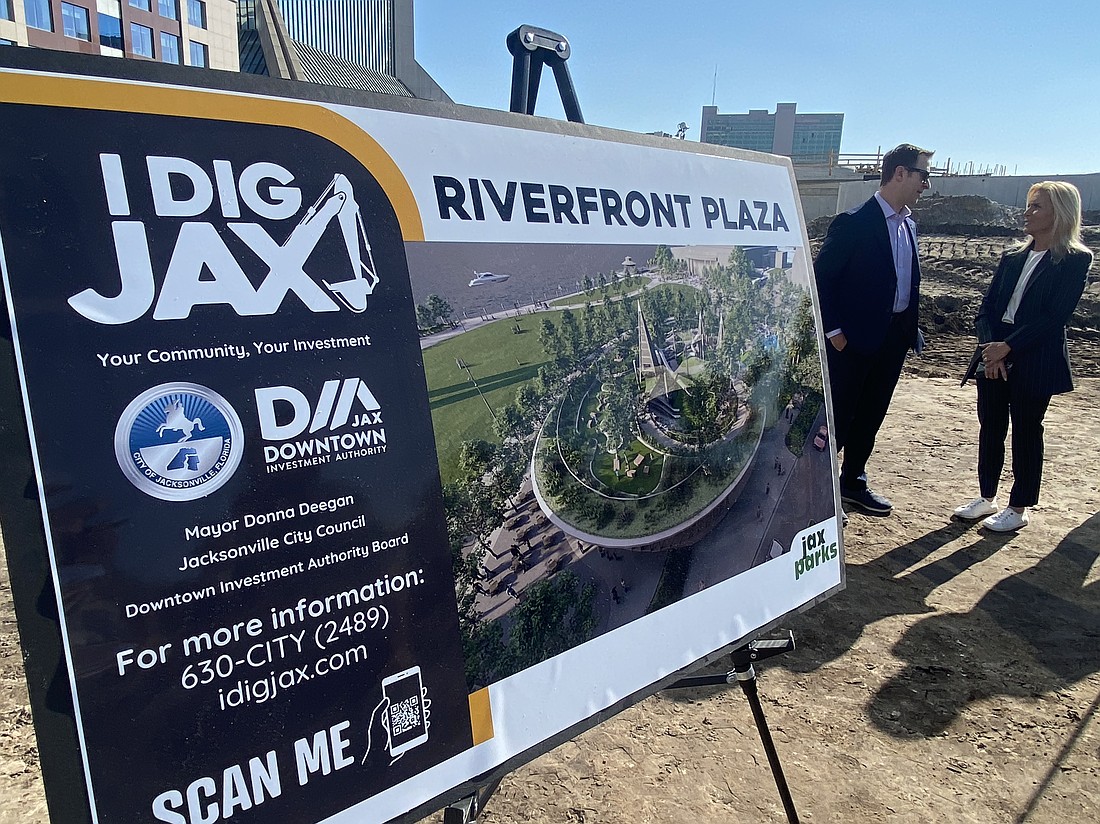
<box><xmin>955</xmin><ymin>181</ymin><xmax>1093</xmax><ymax>531</ymax></box>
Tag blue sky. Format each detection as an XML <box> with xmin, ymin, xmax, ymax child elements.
<box><xmin>416</xmin><ymin>0</ymin><xmax>1099</xmax><ymax>175</ymax></box>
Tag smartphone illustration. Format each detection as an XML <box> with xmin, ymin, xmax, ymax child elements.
<box><xmin>381</xmin><ymin>666</ymin><xmax>429</xmax><ymax>757</ymax></box>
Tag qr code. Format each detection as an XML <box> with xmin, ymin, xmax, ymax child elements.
<box><xmin>390</xmin><ymin>696</ymin><xmax>421</xmax><ymax>736</ymax></box>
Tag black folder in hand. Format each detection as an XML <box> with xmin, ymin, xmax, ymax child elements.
<box><xmin>961</xmin><ymin>345</ymin><xmax>982</xmax><ymax>386</ymax></box>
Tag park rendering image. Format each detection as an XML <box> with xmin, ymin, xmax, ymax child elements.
<box><xmin>531</xmin><ymin>290</ymin><xmax>763</xmax><ymax>546</ymax></box>
<box><xmin>412</xmin><ymin>243</ymin><xmax>835</xmax><ymax>687</ymax></box>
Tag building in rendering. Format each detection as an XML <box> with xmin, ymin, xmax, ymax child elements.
<box><xmin>700</xmin><ymin>103</ymin><xmax>843</xmax><ymax>165</ymax></box>
<box><xmin>238</xmin><ymin>0</ymin><xmax>448</xmax><ymax>100</ymax></box>
<box><xmin>0</xmin><ymin>0</ymin><xmax>239</xmax><ymax>70</ymax></box>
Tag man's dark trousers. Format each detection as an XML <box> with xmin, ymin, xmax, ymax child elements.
<box><xmin>827</xmin><ymin>311</ymin><xmax>913</xmax><ymax>492</ymax></box>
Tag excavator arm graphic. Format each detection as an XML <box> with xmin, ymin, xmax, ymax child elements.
<box><xmin>289</xmin><ymin>174</ymin><xmax>380</xmax><ymax>313</ymax></box>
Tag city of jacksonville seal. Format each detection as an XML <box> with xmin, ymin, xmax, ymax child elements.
<box><xmin>114</xmin><ymin>382</ymin><xmax>244</xmax><ymax>501</ymax></box>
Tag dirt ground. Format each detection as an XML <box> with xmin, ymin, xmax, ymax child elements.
<box><xmin>2</xmin><ymin>229</ymin><xmax>1099</xmax><ymax>823</ymax></box>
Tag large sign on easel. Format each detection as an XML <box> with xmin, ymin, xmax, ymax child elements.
<box><xmin>0</xmin><ymin>53</ymin><xmax>842</xmax><ymax>824</ymax></box>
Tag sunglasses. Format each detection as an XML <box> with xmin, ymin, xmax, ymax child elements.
<box><xmin>904</xmin><ymin>166</ymin><xmax>931</xmax><ymax>183</ymax></box>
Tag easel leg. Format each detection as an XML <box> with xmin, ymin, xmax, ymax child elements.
<box><xmin>668</xmin><ymin>633</ymin><xmax>800</xmax><ymax>824</ymax></box>
<box><xmin>443</xmin><ymin>775</ymin><xmax>504</xmax><ymax>824</ymax></box>
<box><xmin>733</xmin><ymin>661</ymin><xmax>800</xmax><ymax>824</ymax></box>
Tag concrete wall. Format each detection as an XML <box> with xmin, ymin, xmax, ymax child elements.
<box><xmin>797</xmin><ymin>179</ymin><xmax>846</xmax><ymax>222</ymax></box>
<box><xmin>393</xmin><ymin>0</ymin><xmax>450</xmax><ymax>102</ymax></box>
<box><xmin>836</xmin><ymin>172</ymin><xmax>1100</xmax><ymax>214</ymax></box>
<box><xmin>792</xmin><ymin>166</ymin><xmax>863</xmax><ymax>222</ymax></box>
<box><xmin>772</xmin><ymin>102</ymin><xmax>796</xmax><ymax>156</ymax></box>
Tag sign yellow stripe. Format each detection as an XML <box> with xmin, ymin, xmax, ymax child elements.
<box><xmin>0</xmin><ymin>72</ymin><xmax>425</xmax><ymax>241</ymax></box>
<box><xmin>468</xmin><ymin>687</ymin><xmax>495</xmax><ymax>745</ymax></box>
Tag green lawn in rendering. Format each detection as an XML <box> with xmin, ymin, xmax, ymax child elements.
<box><xmin>422</xmin><ymin>311</ymin><xmax>564</xmax><ymax>484</ymax></box>
<box><xmin>569</xmin><ymin>379</ymin><xmax>664</xmax><ymax>496</ymax></box>
<box><xmin>590</xmin><ymin>444</ymin><xmax>664</xmax><ymax>496</ymax></box>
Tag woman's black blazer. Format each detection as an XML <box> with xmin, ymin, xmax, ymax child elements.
<box><xmin>975</xmin><ymin>245</ymin><xmax>1093</xmax><ymax>396</ymax></box>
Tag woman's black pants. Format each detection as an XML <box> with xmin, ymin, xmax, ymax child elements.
<box><xmin>976</xmin><ymin>374</ymin><xmax>1052</xmax><ymax>508</ymax></box>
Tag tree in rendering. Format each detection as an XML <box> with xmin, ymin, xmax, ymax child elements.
<box><xmin>416</xmin><ymin>304</ymin><xmax>436</xmax><ymax>330</ymax></box>
<box><xmin>427</xmin><ymin>293</ymin><xmax>453</xmax><ymax>326</ymax></box>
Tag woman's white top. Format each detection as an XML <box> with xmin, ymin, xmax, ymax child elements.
<box><xmin>1002</xmin><ymin>249</ymin><xmax>1047</xmax><ymax>324</ymax></box>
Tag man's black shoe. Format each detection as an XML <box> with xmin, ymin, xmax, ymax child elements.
<box><xmin>840</xmin><ymin>487</ymin><xmax>893</xmax><ymax>515</ymax></box>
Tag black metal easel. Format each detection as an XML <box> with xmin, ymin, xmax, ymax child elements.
<box><xmin>444</xmin><ymin>27</ymin><xmax>800</xmax><ymax>824</ymax></box>
<box><xmin>441</xmin><ymin>775</ymin><xmax>504</xmax><ymax>824</ymax></box>
<box><xmin>443</xmin><ymin>633</ymin><xmax>800</xmax><ymax>824</ymax></box>
<box><xmin>506</xmin><ymin>25</ymin><xmax>584</xmax><ymax>124</ymax></box>
<box><xmin>666</xmin><ymin>633</ymin><xmax>801</xmax><ymax>824</ymax></box>
<box><xmin>443</xmin><ymin>28</ymin><xmax>584</xmax><ymax>824</ymax></box>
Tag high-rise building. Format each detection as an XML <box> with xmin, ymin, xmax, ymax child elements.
<box><xmin>700</xmin><ymin>103</ymin><xmax>843</xmax><ymax>165</ymax></box>
<box><xmin>0</xmin><ymin>0</ymin><xmax>239</xmax><ymax>70</ymax></box>
<box><xmin>238</xmin><ymin>0</ymin><xmax>448</xmax><ymax>101</ymax></box>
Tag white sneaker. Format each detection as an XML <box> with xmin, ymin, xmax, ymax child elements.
<box><xmin>953</xmin><ymin>497</ymin><xmax>999</xmax><ymax>520</ymax></box>
<box><xmin>982</xmin><ymin>507</ymin><xmax>1029</xmax><ymax>532</ymax></box>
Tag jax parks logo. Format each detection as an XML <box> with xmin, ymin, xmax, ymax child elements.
<box><xmin>67</xmin><ymin>155</ymin><xmax>380</xmax><ymax>324</ymax></box>
<box><xmin>115</xmin><ymin>383</ymin><xmax>244</xmax><ymax>501</ymax></box>
<box><xmin>792</xmin><ymin>522</ymin><xmax>839</xmax><ymax>581</ymax></box>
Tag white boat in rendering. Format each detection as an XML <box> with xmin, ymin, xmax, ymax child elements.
<box><xmin>468</xmin><ymin>271</ymin><xmax>511</xmax><ymax>286</ymax></box>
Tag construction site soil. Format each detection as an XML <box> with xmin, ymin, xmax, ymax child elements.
<box><xmin>2</xmin><ymin>199</ymin><xmax>1097</xmax><ymax>823</ymax></box>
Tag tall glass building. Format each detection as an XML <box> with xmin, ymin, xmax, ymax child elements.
<box><xmin>700</xmin><ymin>103</ymin><xmax>843</xmax><ymax>164</ymax></box>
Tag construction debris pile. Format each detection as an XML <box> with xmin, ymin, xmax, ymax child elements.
<box><xmin>910</xmin><ymin>194</ymin><xmax>1022</xmax><ymax>235</ymax></box>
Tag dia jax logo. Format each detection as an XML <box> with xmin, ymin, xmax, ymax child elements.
<box><xmin>68</xmin><ymin>156</ymin><xmax>380</xmax><ymax>324</ymax></box>
<box><xmin>256</xmin><ymin>377</ymin><xmax>387</xmax><ymax>472</ymax></box>
<box><xmin>115</xmin><ymin>383</ymin><xmax>244</xmax><ymax>501</ymax></box>
<box><xmin>793</xmin><ymin>526</ymin><xmax>838</xmax><ymax>580</ymax></box>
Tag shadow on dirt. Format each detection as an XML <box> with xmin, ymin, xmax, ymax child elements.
<box><xmin>867</xmin><ymin>512</ymin><xmax>1100</xmax><ymax>738</ymax></box>
<box><xmin>665</xmin><ymin>518</ymin><xmax>1017</xmax><ymax>699</ymax></box>
<box><xmin>773</xmin><ymin>519</ymin><xmax>1015</xmax><ymax>678</ymax></box>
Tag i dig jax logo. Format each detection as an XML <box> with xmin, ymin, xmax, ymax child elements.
<box><xmin>68</xmin><ymin>155</ymin><xmax>381</xmax><ymax>324</ymax></box>
<box><xmin>115</xmin><ymin>383</ymin><xmax>244</xmax><ymax>501</ymax></box>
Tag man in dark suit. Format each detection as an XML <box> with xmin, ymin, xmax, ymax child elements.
<box><xmin>814</xmin><ymin>143</ymin><xmax>933</xmax><ymax>515</ymax></box>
